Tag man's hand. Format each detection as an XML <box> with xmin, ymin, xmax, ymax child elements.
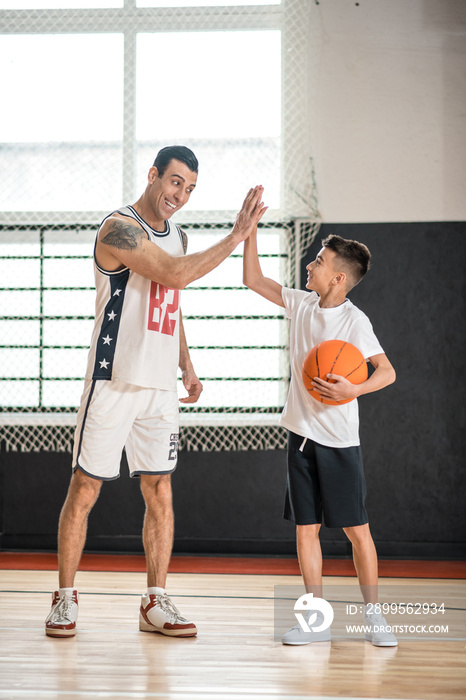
<box><xmin>311</xmin><ymin>374</ymin><xmax>359</xmax><ymax>403</ymax></box>
<box><xmin>232</xmin><ymin>186</ymin><xmax>267</xmax><ymax>242</ymax></box>
<box><xmin>179</xmin><ymin>368</ymin><xmax>203</xmax><ymax>404</ymax></box>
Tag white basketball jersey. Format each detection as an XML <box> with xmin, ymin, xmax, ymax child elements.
<box><xmin>84</xmin><ymin>206</ymin><xmax>186</xmax><ymax>390</ymax></box>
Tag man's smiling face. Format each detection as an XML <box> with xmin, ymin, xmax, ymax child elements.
<box><xmin>148</xmin><ymin>159</ymin><xmax>197</xmax><ymax>225</ymax></box>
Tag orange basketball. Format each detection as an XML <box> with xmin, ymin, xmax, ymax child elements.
<box><xmin>302</xmin><ymin>339</ymin><xmax>368</xmax><ymax>405</ymax></box>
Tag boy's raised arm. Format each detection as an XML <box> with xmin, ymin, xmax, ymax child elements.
<box><xmin>243</xmin><ymin>226</ymin><xmax>285</xmax><ymax>307</ymax></box>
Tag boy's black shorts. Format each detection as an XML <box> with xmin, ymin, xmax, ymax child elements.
<box><xmin>283</xmin><ymin>431</ymin><xmax>368</xmax><ymax>528</ymax></box>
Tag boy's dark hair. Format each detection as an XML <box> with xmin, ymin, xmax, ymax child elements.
<box><xmin>153</xmin><ymin>145</ymin><xmax>199</xmax><ymax>177</ymax></box>
<box><xmin>322</xmin><ymin>234</ymin><xmax>371</xmax><ymax>289</ymax></box>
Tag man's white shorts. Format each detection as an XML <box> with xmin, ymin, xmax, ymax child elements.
<box><xmin>72</xmin><ymin>379</ymin><xmax>180</xmax><ymax>480</ymax></box>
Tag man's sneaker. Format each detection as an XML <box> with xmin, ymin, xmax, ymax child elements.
<box><xmin>282</xmin><ymin>623</ymin><xmax>331</xmax><ymax>646</ymax></box>
<box><xmin>45</xmin><ymin>590</ymin><xmax>79</xmax><ymax>638</ymax></box>
<box><xmin>364</xmin><ymin>610</ymin><xmax>398</xmax><ymax>647</ymax></box>
<box><xmin>139</xmin><ymin>593</ymin><xmax>197</xmax><ymax>637</ymax></box>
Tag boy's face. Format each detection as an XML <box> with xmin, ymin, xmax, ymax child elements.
<box><xmin>305</xmin><ymin>247</ymin><xmax>340</xmax><ymax>293</ymax></box>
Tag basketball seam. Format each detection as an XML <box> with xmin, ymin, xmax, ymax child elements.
<box><xmin>315</xmin><ymin>346</ymin><xmax>323</xmax><ymax>402</ymax></box>
<box><xmin>330</xmin><ymin>341</ymin><xmax>347</xmax><ymax>375</ymax></box>
<box><xmin>302</xmin><ymin>368</ymin><xmax>313</xmax><ymax>382</ymax></box>
<box><xmin>345</xmin><ymin>359</ymin><xmax>366</xmax><ymax>379</ymax></box>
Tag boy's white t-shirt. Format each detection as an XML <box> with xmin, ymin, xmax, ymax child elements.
<box><xmin>280</xmin><ymin>287</ymin><xmax>384</xmax><ymax>448</ymax></box>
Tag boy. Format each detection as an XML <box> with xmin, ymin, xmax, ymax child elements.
<box><xmin>243</xmin><ymin>219</ymin><xmax>397</xmax><ymax>647</ymax></box>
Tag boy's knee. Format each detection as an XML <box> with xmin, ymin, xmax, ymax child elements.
<box><xmin>344</xmin><ymin>523</ymin><xmax>373</xmax><ymax>546</ymax></box>
<box><xmin>296</xmin><ymin>523</ymin><xmax>321</xmax><ymax>539</ymax></box>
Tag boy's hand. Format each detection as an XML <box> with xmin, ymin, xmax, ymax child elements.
<box><xmin>311</xmin><ymin>374</ymin><xmax>360</xmax><ymax>402</ymax></box>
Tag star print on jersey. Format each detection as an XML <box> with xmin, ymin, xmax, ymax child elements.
<box><xmin>92</xmin><ymin>270</ymin><xmax>130</xmax><ymax>380</ymax></box>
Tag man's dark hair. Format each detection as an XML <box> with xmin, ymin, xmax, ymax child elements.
<box><xmin>322</xmin><ymin>234</ymin><xmax>371</xmax><ymax>289</ymax></box>
<box><xmin>153</xmin><ymin>145</ymin><xmax>199</xmax><ymax>177</ymax></box>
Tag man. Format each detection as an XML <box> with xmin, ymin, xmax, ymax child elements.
<box><xmin>45</xmin><ymin>145</ymin><xmax>266</xmax><ymax>639</ymax></box>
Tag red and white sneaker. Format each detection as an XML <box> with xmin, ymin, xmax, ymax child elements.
<box><xmin>45</xmin><ymin>590</ymin><xmax>79</xmax><ymax>638</ymax></box>
<box><xmin>139</xmin><ymin>593</ymin><xmax>197</xmax><ymax>637</ymax></box>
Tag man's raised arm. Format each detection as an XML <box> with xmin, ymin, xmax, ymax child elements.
<box><xmin>97</xmin><ymin>186</ymin><xmax>267</xmax><ymax>290</ymax></box>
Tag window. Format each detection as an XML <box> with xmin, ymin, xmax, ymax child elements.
<box><xmin>0</xmin><ymin>2</ymin><xmax>294</xmax><ymax>221</ymax></box>
<box><xmin>0</xmin><ymin>34</ymin><xmax>124</xmax><ymax>212</ymax></box>
<box><xmin>135</xmin><ymin>30</ymin><xmax>281</xmax><ymax>214</ymax></box>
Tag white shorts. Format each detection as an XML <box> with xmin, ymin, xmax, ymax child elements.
<box><xmin>72</xmin><ymin>379</ymin><xmax>179</xmax><ymax>480</ymax></box>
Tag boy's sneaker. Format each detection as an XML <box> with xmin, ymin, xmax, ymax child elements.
<box><xmin>282</xmin><ymin>622</ymin><xmax>331</xmax><ymax>645</ymax></box>
<box><xmin>45</xmin><ymin>590</ymin><xmax>79</xmax><ymax>638</ymax></box>
<box><xmin>139</xmin><ymin>593</ymin><xmax>197</xmax><ymax>637</ymax></box>
<box><xmin>364</xmin><ymin>610</ymin><xmax>398</xmax><ymax>647</ymax></box>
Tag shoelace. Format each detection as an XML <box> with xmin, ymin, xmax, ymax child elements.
<box><xmin>50</xmin><ymin>595</ymin><xmax>75</xmax><ymax>623</ymax></box>
<box><xmin>156</xmin><ymin>594</ymin><xmax>187</xmax><ymax>624</ymax></box>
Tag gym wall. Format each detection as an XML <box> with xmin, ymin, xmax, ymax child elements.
<box><xmin>1</xmin><ymin>1</ymin><xmax>465</xmax><ymax>559</ymax></box>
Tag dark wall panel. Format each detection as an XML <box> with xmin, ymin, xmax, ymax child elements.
<box><xmin>0</xmin><ymin>450</ymin><xmax>298</xmax><ymax>555</ymax></box>
<box><xmin>302</xmin><ymin>222</ymin><xmax>466</xmax><ymax>557</ymax></box>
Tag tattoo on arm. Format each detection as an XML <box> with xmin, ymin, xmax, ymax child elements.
<box><xmin>101</xmin><ymin>221</ymin><xmax>146</xmax><ymax>250</ymax></box>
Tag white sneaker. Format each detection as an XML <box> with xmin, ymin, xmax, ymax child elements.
<box><xmin>45</xmin><ymin>590</ymin><xmax>79</xmax><ymax>638</ymax></box>
<box><xmin>139</xmin><ymin>593</ymin><xmax>197</xmax><ymax>637</ymax></box>
<box><xmin>364</xmin><ymin>611</ymin><xmax>398</xmax><ymax>647</ymax></box>
<box><xmin>282</xmin><ymin>622</ymin><xmax>331</xmax><ymax>645</ymax></box>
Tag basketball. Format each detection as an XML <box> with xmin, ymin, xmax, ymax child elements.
<box><xmin>302</xmin><ymin>339</ymin><xmax>368</xmax><ymax>405</ymax></box>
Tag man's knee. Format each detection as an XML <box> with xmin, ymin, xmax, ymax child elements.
<box><xmin>64</xmin><ymin>469</ymin><xmax>102</xmax><ymax>515</ymax></box>
<box><xmin>140</xmin><ymin>474</ymin><xmax>172</xmax><ymax>506</ymax></box>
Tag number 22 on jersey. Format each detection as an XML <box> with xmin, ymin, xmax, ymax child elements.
<box><xmin>148</xmin><ymin>282</ymin><xmax>179</xmax><ymax>336</ymax></box>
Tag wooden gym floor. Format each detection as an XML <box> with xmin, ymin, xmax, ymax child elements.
<box><xmin>0</xmin><ymin>554</ymin><xmax>465</xmax><ymax>700</ymax></box>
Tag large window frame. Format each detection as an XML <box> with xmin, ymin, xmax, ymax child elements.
<box><xmin>0</xmin><ymin>0</ymin><xmax>312</xmax><ymax>224</ymax></box>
